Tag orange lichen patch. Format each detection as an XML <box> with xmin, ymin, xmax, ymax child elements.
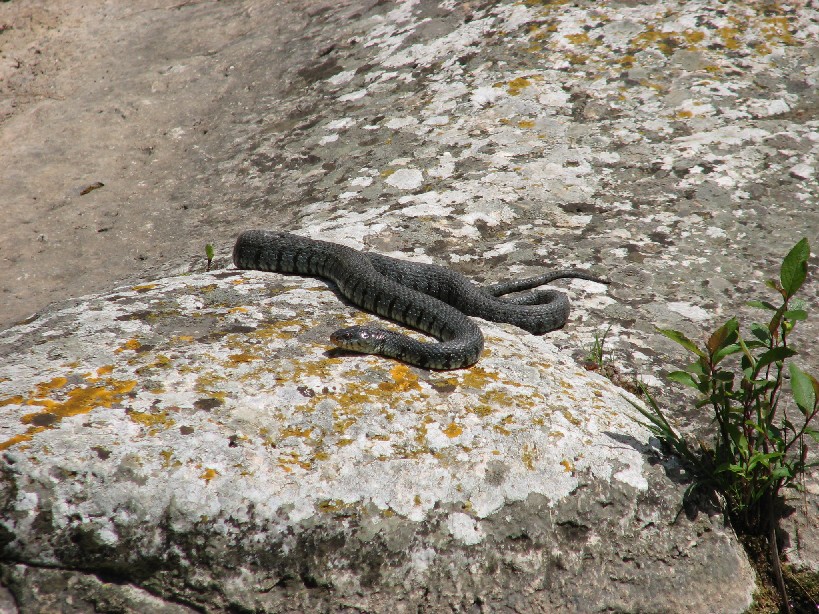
<box><xmin>0</xmin><ymin>375</ymin><xmax>137</xmax><ymax>450</ymax></box>
<box><xmin>443</xmin><ymin>422</ymin><xmax>463</xmax><ymax>438</ymax></box>
<box><xmin>173</xmin><ymin>335</ymin><xmax>195</xmax><ymax>343</ymax></box>
<box><xmin>115</xmin><ymin>338</ymin><xmax>142</xmax><ymax>353</ymax></box>
<box><xmin>96</xmin><ymin>365</ymin><xmax>114</xmax><ymax>376</ymax></box>
<box><xmin>228</xmin><ymin>306</ymin><xmax>249</xmax><ymax>314</ymax></box>
<box><xmin>0</xmin><ymin>395</ymin><xmax>24</xmax><ymax>408</ymax></box>
<box><xmin>378</xmin><ymin>364</ymin><xmax>422</xmax><ymax>394</ymax></box>
<box><xmin>131</xmin><ymin>284</ymin><xmax>158</xmax><ymax>292</ymax></box>
<box><xmin>560</xmin><ymin>459</ymin><xmax>574</xmax><ymax>473</ymax></box>
<box><xmin>0</xmin><ymin>431</ymin><xmax>44</xmax><ymax>451</ymax></box>
<box><xmin>200</xmin><ymin>468</ymin><xmax>220</xmax><ymax>482</ymax></box>
<box><xmin>33</xmin><ymin>377</ymin><xmax>69</xmax><ymax>397</ymax></box>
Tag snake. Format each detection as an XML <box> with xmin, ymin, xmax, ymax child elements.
<box><xmin>232</xmin><ymin>230</ymin><xmax>608</xmax><ymax>369</ymax></box>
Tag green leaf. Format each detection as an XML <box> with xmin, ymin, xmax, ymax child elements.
<box><xmin>749</xmin><ymin>323</ymin><xmax>771</xmax><ymax>344</ymax></box>
<box><xmin>667</xmin><ymin>371</ymin><xmax>699</xmax><ymax>389</ymax></box>
<box><xmin>783</xmin><ymin>309</ymin><xmax>808</xmax><ymax>321</ymax></box>
<box><xmin>206</xmin><ymin>243</ymin><xmax>215</xmax><ymax>260</ymax></box>
<box><xmin>780</xmin><ymin>238</ymin><xmax>810</xmax><ymax>298</ymax></box>
<box><xmin>756</xmin><ymin>346</ymin><xmax>796</xmax><ymax>371</ymax></box>
<box><xmin>805</xmin><ymin>427</ymin><xmax>819</xmax><ymax>443</ymax></box>
<box><xmin>656</xmin><ymin>328</ymin><xmax>705</xmax><ymax>357</ymax></box>
<box><xmin>713</xmin><ymin>343</ymin><xmax>742</xmax><ymax>365</ymax></box>
<box><xmin>748</xmin><ymin>300</ymin><xmax>777</xmax><ymax>311</ymax></box>
<box><xmin>706</xmin><ymin>318</ymin><xmax>739</xmax><ymax>356</ymax></box>
<box><xmin>790</xmin><ymin>364</ymin><xmax>817</xmax><ymax>414</ymax></box>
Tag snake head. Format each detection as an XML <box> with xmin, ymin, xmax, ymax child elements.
<box><xmin>330</xmin><ymin>325</ymin><xmax>391</xmax><ymax>355</ymax></box>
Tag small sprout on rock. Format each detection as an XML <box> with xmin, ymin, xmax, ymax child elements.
<box><xmin>206</xmin><ymin>243</ymin><xmax>214</xmax><ymax>272</ymax></box>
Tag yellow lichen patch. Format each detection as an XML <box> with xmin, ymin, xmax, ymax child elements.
<box><xmin>334</xmin><ymin>418</ymin><xmax>357</xmax><ymax>435</ymax></box>
<box><xmin>33</xmin><ymin>377</ymin><xmax>69</xmax><ymax>397</ymax></box>
<box><xmin>96</xmin><ymin>365</ymin><xmax>114</xmax><ymax>376</ymax></box>
<box><xmin>564</xmin><ymin>32</ymin><xmax>591</xmax><ymax>45</ymax></box>
<box><xmin>228</xmin><ymin>307</ymin><xmax>248</xmax><ymax>314</ymax></box>
<box><xmin>517</xmin><ymin>119</ymin><xmax>535</xmax><ymax>129</ymax></box>
<box><xmin>280</xmin><ymin>426</ymin><xmax>313</xmax><ymax>439</ymax></box>
<box><xmin>522</xmin><ymin>443</ymin><xmax>537</xmax><ymax>470</ymax></box>
<box><xmin>317</xmin><ymin>499</ymin><xmax>354</xmax><ymax>514</ymax></box>
<box><xmin>506</xmin><ymin>76</ymin><xmax>532</xmax><ymax>96</ymax></box>
<box><xmin>380</xmin><ymin>168</ymin><xmax>396</xmax><ymax>178</ymax></box>
<box><xmin>128</xmin><ymin>409</ymin><xmax>175</xmax><ymax>433</ymax></box>
<box><xmin>0</xmin><ymin>375</ymin><xmax>137</xmax><ymax>450</ymax></box>
<box><xmin>560</xmin><ymin>459</ymin><xmax>574</xmax><ymax>473</ymax></box>
<box><xmin>443</xmin><ymin>422</ymin><xmax>463</xmax><ymax>438</ymax></box>
<box><xmin>136</xmin><ymin>354</ymin><xmax>172</xmax><ymax>375</ymax></box>
<box><xmin>159</xmin><ymin>450</ymin><xmax>182</xmax><ymax>469</ymax></box>
<box><xmin>675</xmin><ymin>110</ymin><xmax>693</xmax><ymax>119</ymax></box>
<box><xmin>459</xmin><ymin>367</ymin><xmax>499</xmax><ymax>389</ymax></box>
<box><xmin>378</xmin><ymin>364</ymin><xmax>421</xmax><ymax>394</ymax></box>
<box><xmin>717</xmin><ymin>26</ymin><xmax>742</xmax><ymax>50</ymax></box>
<box><xmin>200</xmin><ymin>468</ymin><xmax>220</xmax><ymax>482</ymax></box>
<box><xmin>227</xmin><ymin>352</ymin><xmax>259</xmax><ymax>365</ymax></box>
<box><xmin>173</xmin><ymin>335</ymin><xmax>195</xmax><ymax>343</ymax></box>
<box><xmin>760</xmin><ymin>16</ymin><xmax>796</xmax><ymax>47</ymax></box>
<box><xmin>278</xmin><ymin>452</ymin><xmax>311</xmax><ymax>471</ymax></box>
<box><xmin>0</xmin><ymin>395</ymin><xmax>24</xmax><ymax>408</ymax></box>
<box><xmin>682</xmin><ymin>29</ymin><xmax>705</xmax><ymax>45</ymax></box>
<box><xmin>630</xmin><ymin>28</ymin><xmax>683</xmax><ymax>57</ymax></box>
<box><xmin>248</xmin><ymin>319</ymin><xmax>307</xmax><ymax>342</ymax></box>
<box><xmin>131</xmin><ymin>284</ymin><xmax>157</xmax><ymax>293</ymax></box>
<box><xmin>468</xmin><ymin>404</ymin><xmax>493</xmax><ymax>418</ymax></box>
<box><xmin>116</xmin><ymin>338</ymin><xmax>142</xmax><ymax>353</ymax></box>
<box><xmin>561</xmin><ymin>409</ymin><xmax>581</xmax><ymax>427</ymax></box>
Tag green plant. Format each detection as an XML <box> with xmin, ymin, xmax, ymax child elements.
<box><xmin>206</xmin><ymin>243</ymin><xmax>215</xmax><ymax>272</ymax></box>
<box><xmin>585</xmin><ymin>324</ymin><xmax>612</xmax><ymax>370</ymax></box>
<box><xmin>628</xmin><ymin>238</ymin><xmax>817</xmax><ymax>612</ymax></box>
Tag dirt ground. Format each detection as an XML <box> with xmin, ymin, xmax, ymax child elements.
<box><xmin>0</xmin><ymin>0</ymin><xmax>322</xmax><ymax>330</ymax></box>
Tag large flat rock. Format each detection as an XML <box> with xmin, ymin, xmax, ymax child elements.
<box><xmin>0</xmin><ymin>268</ymin><xmax>753</xmax><ymax>612</ymax></box>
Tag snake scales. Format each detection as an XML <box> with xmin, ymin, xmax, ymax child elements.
<box><xmin>233</xmin><ymin>230</ymin><xmax>608</xmax><ymax>369</ymax></box>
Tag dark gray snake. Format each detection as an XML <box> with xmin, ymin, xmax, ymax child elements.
<box><xmin>233</xmin><ymin>230</ymin><xmax>608</xmax><ymax>369</ymax></box>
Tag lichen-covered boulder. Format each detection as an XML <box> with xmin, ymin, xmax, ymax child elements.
<box><xmin>0</xmin><ymin>269</ymin><xmax>753</xmax><ymax>612</ymax></box>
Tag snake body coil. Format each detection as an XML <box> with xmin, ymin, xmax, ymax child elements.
<box><xmin>233</xmin><ymin>230</ymin><xmax>607</xmax><ymax>369</ymax></box>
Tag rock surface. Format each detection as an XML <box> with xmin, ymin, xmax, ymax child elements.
<box><xmin>1</xmin><ymin>0</ymin><xmax>818</xmax><ymax>611</ymax></box>
<box><xmin>0</xmin><ymin>269</ymin><xmax>753</xmax><ymax>612</ymax></box>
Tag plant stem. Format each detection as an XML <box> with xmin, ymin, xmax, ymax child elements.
<box><xmin>765</xmin><ymin>489</ymin><xmax>792</xmax><ymax>613</ymax></box>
